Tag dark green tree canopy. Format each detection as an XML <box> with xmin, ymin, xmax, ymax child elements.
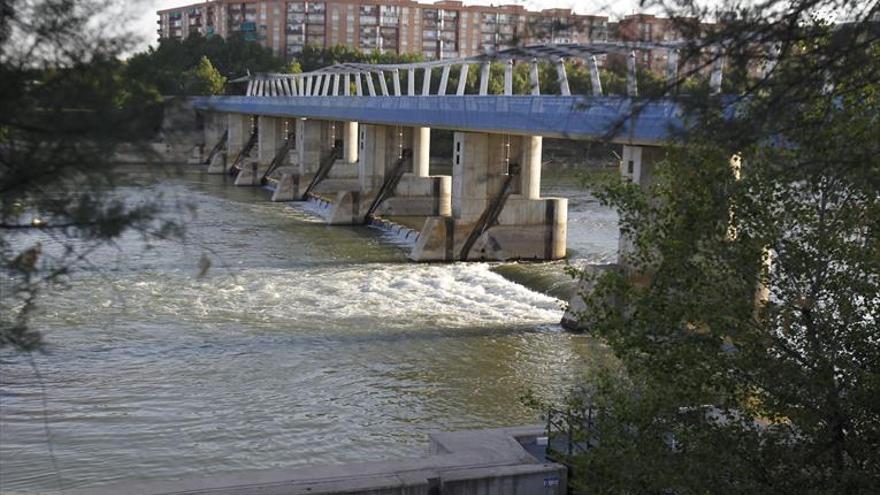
<box><xmin>126</xmin><ymin>33</ymin><xmax>286</xmax><ymax>95</ymax></box>
<box><xmin>561</xmin><ymin>3</ymin><xmax>880</xmax><ymax>493</ymax></box>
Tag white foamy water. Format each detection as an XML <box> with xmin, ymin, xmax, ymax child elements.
<box><xmin>0</xmin><ymin>168</ymin><xmax>615</xmax><ymax>493</ymax></box>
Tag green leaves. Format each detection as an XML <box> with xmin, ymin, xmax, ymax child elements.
<box><xmin>563</xmin><ymin>17</ymin><xmax>880</xmax><ymax>494</ymax></box>
<box><xmin>126</xmin><ymin>33</ymin><xmax>287</xmax><ymax>95</ymax></box>
<box><xmin>183</xmin><ymin>56</ymin><xmax>226</xmax><ymax>96</ymax></box>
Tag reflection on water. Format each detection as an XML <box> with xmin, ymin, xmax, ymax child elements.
<box><xmin>0</xmin><ymin>167</ymin><xmax>618</xmax><ymax>492</ymax></box>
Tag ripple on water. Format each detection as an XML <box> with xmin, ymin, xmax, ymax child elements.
<box><xmin>0</xmin><ymin>171</ymin><xmax>615</xmax><ymax>493</ymax></box>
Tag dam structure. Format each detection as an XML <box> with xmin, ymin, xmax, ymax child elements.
<box><xmin>193</xmin><ymin>42</ymin><xmax>721</xmax><ymax>263</ymax></box>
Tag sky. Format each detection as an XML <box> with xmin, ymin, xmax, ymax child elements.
<box><xmin>137</xmin><ymin>0</ymin><xmax>652</xmax><ymax>52</ymax></box>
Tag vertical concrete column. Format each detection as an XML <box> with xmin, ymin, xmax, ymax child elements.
<box><xmin>227</xmin><ymin>114</ymin><xmax>252</xmax><ymax>162</ymax></box>
<box><xmin>519</xmin><ymin>135</ymin><xmax>542</xmax><ymax>200</ymax></box>
<box><xmin>452</xmin><ymin>132</ymin><xmax>508</xmax><ymax>223</ymax></box>
<box><xmin>296</xmin><ymin>119</ymin><xmax>335</xmax><ymax>175</ymax></box>
<box><xmin>621</xmin><ymin>144</ymin><xmax>660</xmax><ymax>186</ymax></box>
<box><xmin>618</xmin><ymin>144</ymin><xmax>662</xmax><ymax>259</ymax></box>
<box><xmin>258</xmin><ymin>116</ymin><xmax>285</xmax><ymax>166</ymax></box>
<box><xmin>358</xmin><ymin>125</ymin><xmax>408</xmax><ymax>192</ymax></box>
<box><xmin>235</xmin><ymin>116</ymin><xmax>286</xmax><ymax>185</ymax></box>
<box><xmin>412</xmin><ymin>127</ymin><xmax>431</xmax><ymax>177</ymax></box>
<box><xmin>343</xmin><ymin>121</ymin><xmax>359</xmax><ymax>164</ymax></box>
<box><xmin>203</xmin><ymin>112</ymin><xmax>225</xmax><ymax>151</ymax></box>
<box><xmin>358</xmin><ymin>124</ymin><xmax>387</xmax><ymax>192</ymax></box>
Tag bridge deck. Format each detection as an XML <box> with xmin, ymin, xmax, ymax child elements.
<box><xmin>193</xmin><ymin>95</ymin><xmax>687</xmax><ymax>145</ymax></box>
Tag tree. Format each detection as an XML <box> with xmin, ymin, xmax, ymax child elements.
<box><xmin>1</xmin><ymin>0</ymin><xmax>180</xmax><ymax>351</ymax></box>
<box><xmin>561</xmin><ymin>4</ymin><xmax>880</xmax><ymax>493</ymax></box>
<box><xmin>126</xmin><ymin>33</ymin><xmax>287</xmax><ymax>95</ymax></box>
<box><xmin>184</xmin><ymin>55</ymin><xmax>226</xmax><ymax>95</ymax></box>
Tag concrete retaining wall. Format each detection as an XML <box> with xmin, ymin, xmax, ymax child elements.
<box><xmin>58</xmin><ymin>426</ymin><xmax>563</xmax><ymax>495</ymax></box>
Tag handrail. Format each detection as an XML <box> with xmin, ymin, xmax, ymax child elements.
<box><xmin>364</xmin><ymin>149</ymin><xmax>413</xmax><ymax>222</ymax></box>
<box><xmin>301</xmin><ymin>145</ymin><xmax>341</xmax><ymax>199</ymax></box>
<box><xmin>202</xmin><ymin>130</ymin><xmax>228</xmax><ymax>165</ymax></box>
<box><xmin>458</xmin><ymin>166</ymin><xmax>518</xmax><ymax>261</ymax></box>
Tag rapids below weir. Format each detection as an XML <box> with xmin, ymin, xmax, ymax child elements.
<box><xmin>0</xmin><ymin>167</ymin><xmax>619</xmax><ymax>492</ymax></box>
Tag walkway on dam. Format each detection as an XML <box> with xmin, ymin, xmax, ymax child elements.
<box><xmin>194</xmin><ymin>95</ymin><xmax>687</xmax><ymax>146</ymax></box>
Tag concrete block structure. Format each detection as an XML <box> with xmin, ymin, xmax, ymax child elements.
<box><xmin>327</xmin><ymin>123</ymin><xmax>451</xmax><ymax>225</ymax></box>
<box><xmin>210</xmin><ymin>113</ymin><xmax>253</xmax><ymax>174</ymax></box>
<box><xmin>270</xmin><ymin>118</ymin><xmax>339</xmax><ymax>198</ymax></box>
<box><xmin>410</xmin><ymin>131</ymin><xmax>566</xmax><ymax>261</ymax></box>
<box><xmin>63</xmin><ymin>426</ymin><xmax>565</xmax><ymax>495</ymax></box>
<box><xmin>202</xmin><ymin>109</ymin><xmax>561</xmax><ymax>262</ymax></box>
<box><xmin>235</xmin><ymin>115</ymin><xmax>287</xmax><ymax>185</ymax></box>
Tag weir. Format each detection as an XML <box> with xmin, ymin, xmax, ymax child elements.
<box><xmin>183</xmin><ymin>42</ymin><xmax>731</xmax><ymax>328</ymax></box>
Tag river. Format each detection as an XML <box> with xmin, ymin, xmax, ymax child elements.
<box><xmin>0</xmin><ymin>166</ymin><xmax>619</xmax><ymax>493</ymax></box>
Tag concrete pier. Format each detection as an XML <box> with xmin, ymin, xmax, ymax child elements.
<box><xmin>198</xmin><ymin>110</ymin><xmax>565</xmax><ymax>263</ymax></box>
<box><xmin>562</xmin><ymin>144</ymin><xmax>662</xmax><ymax>330</ymax></box>
<box><xmin>327</xmin><ymin>124</ymin><xmax>450</xmax><ymax>225</ymax></box>
<box><xmin>235</xmin><ymin>116</ymin><xmax>286</xmax><ymax>186</ymax></box>
<box><xmin>60</xmin><ymin>426</ymin><xmax>565</xmax><ymax>495</ymax></box>
<box><xmin>413</xmin><ymin>126</ymin><xmax>431</xmax><ymax>177</ymax></box>
<box><xmin>270</xmin><ymin>118</ymin><xmax>340</xmax><ymax>199</ymax></box>
<box><xmin>202</xmin><ymin>112</ymin><xmax>226</xmax><ymax>157</ymax></box>
<box><xmin>210</xmin><ymin>113</ymin><xmax>252</xmax><ymax>174</ymax></box>
<box><xmin>410</xmin><ymin>132</ymin><xmax>566</xmax><ymax>262</ymax></box>
<box><xmin>344</xmin><ymin>121</ymin><xmax>359</xmax><ymax>164</ymax></box>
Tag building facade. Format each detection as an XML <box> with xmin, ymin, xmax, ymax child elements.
<box><xmin>157</xmin><ymin>0</ymin><xmax>610</xmax><ymax>60</ymax></box>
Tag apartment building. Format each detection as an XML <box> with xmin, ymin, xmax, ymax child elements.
<box><xmin>612</xmin><ymin>14</ymin><xmax>718</xmax><ymax>74</ymax></box>
<box><xmin>157</xmin><ymin>0</ymin><xmax>609</xmax><ymax>60</ymax></box>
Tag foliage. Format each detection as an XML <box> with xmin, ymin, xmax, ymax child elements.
<box><xmin>126</xmin><ymin>32</ymin><xmax>286</xmax><ymax>95</ymax></box>
<box><xmin>294</xmin><ymin>44</ymin><xmax>423</xmax><ymax>73</ymax></box>
<box><xmin>563</xmin><ymin>4</ymin><xmax>880</xmax><ymax>492</ymax></box>
<box><xmin>1</xmin><ymin>0</ymin><xmax>180</xmax><ymax>352</ymax></box>
<box><xmin>183</xmin><ymin>56</ymin><xmax>226</xmax><ymax>95</ymax></box>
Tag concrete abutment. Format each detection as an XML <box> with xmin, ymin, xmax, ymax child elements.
<box><xmin>409</xmin><ymin>131</ymin><xmax>566</xmax><ymax>262</ymax></box>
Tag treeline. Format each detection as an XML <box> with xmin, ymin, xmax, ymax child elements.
<box><xmin>124</xmin><ymin>37</ymin><xmax>746</xmax><ymax>97</ymax></box>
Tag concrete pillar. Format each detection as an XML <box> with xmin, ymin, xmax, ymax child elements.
<box><xmin>620</xmin><ymin>144</ymin><xmax>660</xmax><ymax>186</ymax></box>
<box><xmin>257</xmin><ymin>116</ymin><xmax>285</xmax><ymax>166</ymax></box>
<box><xmin>296</xmin><ymin>118</ymin><xmax>335</xmax><ymax>175</ymax></box>
<box><xmin>213</xmin><ymin>113</ymin><xmax>252</xmax><ymax>174</ymax></box>
<box><xmin>452</xmin><ymin>132</ymin><xmax>510</xmax><ymax>223</ymax></box>
<box><xmin>203</xmin><ymin>112</ymin><xmax>226</xmax><ymax>152</ymax></box>
<box><xmin>234</xmin><ymin>116</ymin><xmax>285</xmax><ymax>186</ymax></box>
<box><xmin>520</xmin><ymin>136</ymin><xmax>542</xmax><ymax>200</ymax></box>
<box><xmin>618</xmin><ymin>144</ymin><xmax>662</xmax><ymax>258</ymax></box>
<box><xmin>344</xmin><ymin>121</ymin><xmax>359</xmax><ymax>164</ymax></box>
<box><xmin>413</xmin><ymin>127</ymin><xmax>431</xmax><ymax>177</ymax></box>
<box><xmin>358</xmin><ymin>124</ymin><xmax>407</xmax><ymax>192</ymax></box>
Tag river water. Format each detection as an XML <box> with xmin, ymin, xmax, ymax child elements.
<box><xmin>0</xmin><ymin>167</ymin><xmax>619</xmax><ymax>493</ymax></box>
